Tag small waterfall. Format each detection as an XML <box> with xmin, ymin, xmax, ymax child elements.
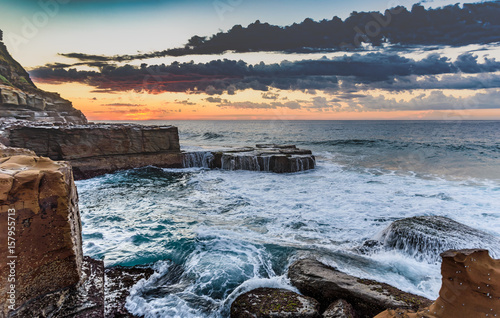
<box><xmin>221</xmin><ymin>154</ymin><xmax>262</xmax><ymax>171</ymax></box>
<box><xmin>182</xmin><ymin>151</ymin><xmax>214</xmax><ymax>168</ymax></box>
<box><xmin>365</xmin><ymin>216</ymin><xmax>500</xmax><ymax>263</ymax></box>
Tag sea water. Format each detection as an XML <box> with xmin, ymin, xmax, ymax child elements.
<box><xmin>77</xmin><ymin>120</ymin><xmax>500</xmax><ymax>318</ymax></box>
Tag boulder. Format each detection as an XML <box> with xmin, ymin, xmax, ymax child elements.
<box><xmin>7</xmin><ymin>123</ymin><xmax>183</xmax><ymax>179</ymax></box>
<box><xmin>288</xmin><ymin>259</ymin><xmax>431</xmax><ymax>318</ymax></box>
<box><xmin>323</xmin><ymin>299</ymin><xmax>357</xmax><ymax>318</ymax></box>
<box><xmin>374</xmin><ymin>249</ymin><xmax>500</xmax><ymax>318</ymax></box>
<box><xmin>0</xmin><ymin>155</ymin><xmax>83</xmax><ymax>316</ymax></box>
<box><xmin>230</xmin><ymin>288</ymin><xmax>321</xmax><ymax>318</ymax></box>
<box><xmin>364</xmin><ymin>216</ymin><xmax>500</xmax><ymax>263</ymax></box>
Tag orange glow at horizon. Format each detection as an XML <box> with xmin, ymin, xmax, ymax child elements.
<box><xmin>35</xmin><ymin>82</ymin><xmax>500</xmax><ymax>121</ymax></box>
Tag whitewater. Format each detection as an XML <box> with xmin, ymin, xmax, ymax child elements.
<box><xmin>76</xmin><ymin>120</ymin><xmax>500</xmax><ymax>317</ymax></box>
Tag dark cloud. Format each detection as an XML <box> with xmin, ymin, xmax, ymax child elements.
<box><xmin>217</xmin><ymin>100</ymin><xmax>301</xmax><ymax>110</ymax></box>
<box><xmin>59</xmin><ymin>2</ymin><xmax>500</xmax><ymax>62</ymax></box>
<box><xmin>30</xmin><ymin>52</ymin><xmax>500</xmax><ymax>95</ymax></box>
<box><xmin>175</xmin><ymin>99</ymin><xmax>196</xmax><ymax>105</ymax></box>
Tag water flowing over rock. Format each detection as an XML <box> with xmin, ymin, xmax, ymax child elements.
<box><xmin>230</xmin><ymin>288</ymin><xmax>321</xmax><ymax>318</ymax></box>
<box><xmin>363</xmin><ymin>216</ymin><xmax>500</xmax><ymax>263</ymax></box>
<box><xmin>0</xmin><ymin>32</ymin><xmax>87</xmax><ymax>125</ymax></box>
<box><xmin>182</xmin><ymin>144</ymin><xmax>315</xmax><ymax>173</ymax></box>
<box><xmin>6</xmin><ymin>123</ymin><xmax>183</xmax><ymax>180</ymax></box>
<box><xmin>288</xmin><ymin>258</ymin><xmax>431</xmax><ymax>318</ymax></box>
<box><xmin>374</xmin><ymin>249</ymin><xmax>500</xmax><ymax>318</ymax></box>
<box><xmin>0</xmin><ymin>155</ymin><xmax>83</xmax><ymax>316</ymax></box>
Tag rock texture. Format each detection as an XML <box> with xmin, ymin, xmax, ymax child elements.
<box><xmin>361</xmin><ymin>216</ymin><xmax>500</xmax><ymax>263</ymax></box>
<box><xmin>0</xmin><ymin>31</ymin><xmax>87</xmax><ymax>124</ymax></box>
<box><xmin>230</xmin><ymin>288</ymin><xmax>321</xmax><ymax>318</ymax></box>
<box><xmin>0</xmin><ymin>155</ymin><xmax>83</xmax><ymax>316</ymax></box>
<box><xmin>7</xmin><ymin>123</ymin><xmax>182</xmax><ymax>179</ymax></box>
<box><xmin>183</xmin><ymin>144</ymin><xmax>315</xmax><ymax>173</ymax></box>
<box><xmin>105</xmin><ymin>266</ymin><xmax>155</xmax><ymax>318</ymax></box>
<box><xmin>9</xmin><ymin>256</ymin><xmax>104</xmax><ymax>318</ymax></box>
<box><xmin>288</xmin><ymin>259</ymin><xmax>431</xmax><ymax>318</ymax></box>
<box><xmin>374</xmin><ymin>249</ymin><xmax>500</xmax><ymax>318</ymax></box>
<box><xmin>322</xmin><ymin>299</ymin><xmax>357</xmax><ymax>318</ymax></box>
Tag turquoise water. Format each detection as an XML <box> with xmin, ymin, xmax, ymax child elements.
<box><xmin>79</xmin><ymin>120</ymin><xmax>500</xmax><ymax>317</ymax></box>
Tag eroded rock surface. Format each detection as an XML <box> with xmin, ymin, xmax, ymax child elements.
<box><xmin>0</xmin><ymin>155</ymin><xmax>83</xmax><ymax>316</ymax></box>
<box><xmin>7</xmin><ymin>123</ymin><xmax>182</xmax><ymax>179</ymax></box>
<box><xmin>230</xmin><ymin>288</ymin><xmax>321</xmax><ymax>318</ymax></box>
<box><xmin>288</xmin><ymin>259</ymin><xmax>431</xmax><ymax>318</ymax></box>
<box><xmin>322</xmin><ymin>299</ymin><xmax>357</xmax><ymax>318</ymax></box>
<box><xmin>375</xmin><ymin>249</ymin><xmax>500</xmax><ymax>318</ymax></box>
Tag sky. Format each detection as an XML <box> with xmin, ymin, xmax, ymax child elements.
<box><xmin>1</xmin><ymin>0</ymin><xmax>500</xmax><ymax>120</ymax></box>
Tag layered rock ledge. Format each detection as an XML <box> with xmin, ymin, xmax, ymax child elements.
<box><xmin>183</xmin><ymin>144</ymin><xmax>315</xmax><ymax>173</ymax></box>
<box><xmin>0</xmin><ymin>32</ymin><xmax>87</xmax><ymax>125</ymax></box>
<box><xmin>6</xmin><ymin>123</ymin><xmax>183</xmax><ymax>179</ymax></box>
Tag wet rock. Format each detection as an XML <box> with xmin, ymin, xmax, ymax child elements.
<box><xmin>7</xmin><ymin>123</ymin><xmax>183</xmax><ymax>180</ymax></box>
<box><xmin>365</xmin><ymin>216</ymin><xmax>500</xmax><ymax>263</ymax></box>
<box><xmin>374</xmin><ymin>249</ymin><xmax>500</xmax><ymax>318</ymax></box>
<box><xmin>323</xmin><ymin>299</ymin><xmax>357</xmax><ymax>318</ymax></box>
<box><xmin>288</xmin><ymin>259</ymin><xmax>431</xmax><ymax>318</ymax></box>
<box><xmin>105</xmin><ymin>265</ymin><xmax>155</xmax><ymax>318</ymax></box>
<box><xmin>183</xmin><ymin>144</ymin><xmax>315</xmax><ymax>173</ymax></box>
<box><xmin>0</xmin><ymin>155</ymin><xmax>83</xmax><ymax>316</ymax></box>
<box><xmin>230</xmin><ymin>288</ymin><xmax>321</xmax><ymax>318</ymax></box>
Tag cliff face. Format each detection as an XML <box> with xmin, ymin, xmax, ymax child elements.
<box><xmin>0</xmin><ymin>30</ymin><xmax>87</xmax><ymax>124</ymax></box>
<box><xmin>0</xmin><ymin>154</ymin><xmax>83</xmax><ymax>316</ymax></box>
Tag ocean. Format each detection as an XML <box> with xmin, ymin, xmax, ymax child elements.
<box><xmin>77</xmin><ymin>120</ymin><xmax>500</xmax><ymax>317</ymax></box>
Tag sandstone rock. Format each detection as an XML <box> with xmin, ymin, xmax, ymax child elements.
<box><xmin>363</xmin><ymin>216</ymin><xmax>500</xmax><ymax>263</ymax></box>
<box><xmin>0</xmin><ymin>155</ymin><xmax>83</xmax><ymax>316</ymax></box>
<box><xmin>7</xmin><ymin>123</ymin><xmax>183</xmax><ymax>179</ymax></box>
<box><xmin>374</xmin><ymin>249</ymin><xmax>500</xmax><ymax>318</ymax></box>
<box><xmin>323</xmin><ymin>299</ymin><xmax>357</xmax><ymax>318</ymax></box>
<box><xmin>288</xmin><ymin>259</ymin><xmax>431</xmax><ymax>318</ymax></box>
<box><xmin>0</xmin><ymin>144</ymin><xmax>35</xmax><ymax>157</ymax></box>
<box><xmin>230</xmin><ymin>288</ymin><xmax>321</xmax><ymax>318</ymax></box>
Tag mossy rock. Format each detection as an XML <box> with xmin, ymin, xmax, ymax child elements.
<box><xmin>230</xmin><ymin>288</ymin><xmax>321</xmax><ymax>318</ymax></box>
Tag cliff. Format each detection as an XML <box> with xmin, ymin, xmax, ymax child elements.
<box><xmin>0</xmin><ymin>30</ymin><xmax>87</xmax><ymax>124</ymax></box>
<box><xmin>7</xmin><ymin>123</ymin><xmax>183</xmax><ymax>179</ymax></box>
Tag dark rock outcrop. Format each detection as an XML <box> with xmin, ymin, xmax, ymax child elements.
<box><xmin>230</xmin><ymin>288</ymin><xmax>321</xmax><ymax>318</ymax></box>
<box><xmin>363</xmin><ymin>216</ymin><xmax>500</xmax><ymax>263</ymax></box>
<box><xmin>375</xmin><ymin>249</ymin><xmax>500</xmax><ymax>318</ymax></box>
<box><xmin>7</xmin><ymin>123</ymin><xmax>182</xmax><ymax>179</ymax></box>
<box><xmin>183</xmin><ymin>144</ymin><xmax>315</xmax><ymax>173</ymax></box>
<box><xmin>0</xmin><ymin>155</ymin><xmax>83</xmax><ymax>316</ymax></box>
<box><xmin>105</xmin><ymin>266</ymin><xmax>155</xmax><ymax>318</ymax></box>
<box><xmin>288</xmin><ymin>259</ymin><xmax>431</xmax><ymax>318</ymax></box>
<box><xmin>323</xmin><ymin>299</ymin><xmax>357</xmax><ymax>318</ymax></box>
<box><xmin>0</xmin><ymin>32</ymin><xmax>87</xmax><ymax>124</ymax></box>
